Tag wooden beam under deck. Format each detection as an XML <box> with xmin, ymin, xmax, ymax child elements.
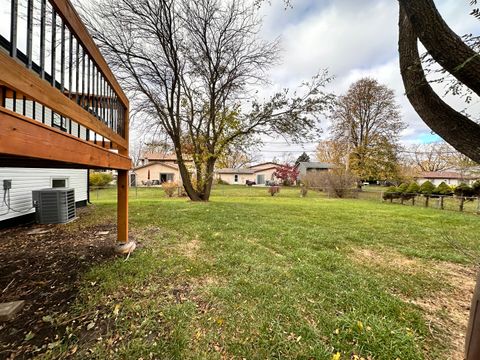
<box><xmin>0</xmin><ymin>107</ymin><xmax>131</xmax><ymax>170</ymax></box>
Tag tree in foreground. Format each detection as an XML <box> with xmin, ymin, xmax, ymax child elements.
<box><xmin>398</xmin><ymin>0</ymin><xmax>480</xmax><ymax>163</ymax></box>
<box><xmin>329</xmin><ymin>78</ymin><xmax>406</xmax><ymax>182</ymax></box>
<box><xmin>83</xmin><ymin>0</ymin><xmax>333</xmax><ymax>201</ymax></box>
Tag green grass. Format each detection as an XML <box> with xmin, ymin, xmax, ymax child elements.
<box><xmin>46</xmin><ymin>185</ymin><xmax>480</xmax><ymax>359</ymax></box>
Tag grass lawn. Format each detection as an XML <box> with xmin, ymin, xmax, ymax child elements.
<box><xmin>45</xmin><ymin>185</ymin><xmax>480</xmax><ymax>359</ymax></box>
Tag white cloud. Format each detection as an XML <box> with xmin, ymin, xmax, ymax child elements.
<box><xmin>255</xmin><ymin>0</ymin><xmax>480</xmax><ymax>160</ymax></box>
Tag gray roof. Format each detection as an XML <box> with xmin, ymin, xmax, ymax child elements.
<box><xmin>298</xmin><ymin>162</ymin><xmax>334</xmax><ymax>169</ymax></box>
<box><xmin>216</xmin><ymin>168</ymin><xmax>255</xmax><ymax>174</ymax></box>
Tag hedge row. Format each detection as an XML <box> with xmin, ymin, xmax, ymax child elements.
<box><xmin>383</xmin><ymin>180</ymin><xmax>480</xmax><ymax>200</ymax></box>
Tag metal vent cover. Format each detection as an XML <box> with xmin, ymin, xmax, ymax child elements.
<box><xmin>32</xmin><ymin>188</ymin><xmax>76</xmax><ymax>224</ymax></box>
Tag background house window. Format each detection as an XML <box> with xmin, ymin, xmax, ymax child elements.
<box><xmin>234</xmin><ymin>174</ymin><xmax>239</xmax><ymax>183</ymax></box>
<box><xmin>52</xmin><ymin>178</ymin><xmax>68</xmax><ymax>188</ymax></box>
<box><xmin>160</xmin><ymin>173</ymin><xmax>174</xmax><ymax>183</ymax></box>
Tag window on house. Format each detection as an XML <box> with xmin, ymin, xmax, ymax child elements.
<box><xmin>52</xmin><ymin>178</ymin><xmax>68</xmax><ymax>188</ymax></box>
<box><xmin>234</xmin><ymin>174</ymin><xmax>239</xmax><ymax>183</ymax></box>
<box><xmin>160</xmin><ymin>173</ymin><xmax>175</xmax><ymax>183</ymax></box>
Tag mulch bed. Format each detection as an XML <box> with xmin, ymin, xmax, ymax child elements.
<box><xmin>0</xmin><ymin>207</ymin><xmax>118</xmax><ymax>359</ymax></box>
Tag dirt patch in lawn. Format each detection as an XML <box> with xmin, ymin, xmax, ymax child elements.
<box><xmin>178</xmin><ymin>236</ymin><xmax>200</xmax><ymax>259</ymax></box>
<box><xmin>350</xmin><ymin>247</ymin><xmax>477</xmax><ymax>359</ymax></box>
<box><xmin>0</xmin><ymin>206</ymin><xmax>120</xmax><ymax>359</ymax></box>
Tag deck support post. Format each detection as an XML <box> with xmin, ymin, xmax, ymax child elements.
<box><xmin>117</xmin><ymin>169</ymin><xmax>128</xmax><ymax>243</ymax></box>
<box><xmin>466</xmin><ymin>271</ymin><xmax>480</xmax><ymax>359</ymax></box>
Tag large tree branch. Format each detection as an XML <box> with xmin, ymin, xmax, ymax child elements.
<box><xmin>399</xmin><ymin>0</ymin><xmax>480</xmax><ymax>97</ymax></box>
<box><xmin>398</xmin><ymin>4</ymin><xmax>480</xmax><ymax>163</ymax></box>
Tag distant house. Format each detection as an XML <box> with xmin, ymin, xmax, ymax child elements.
<box><xmin>297</xmin><ymin>162</ymin><xmax>335</xmax><ymax>177</ymax></box>
<box><xmin>216</xmin><ymin>162</ymin><xmax>280</xmax><ymax>185</ymax></box>
<box><xmin>0</xmin><ymin>168</ymin><xmax>88</xmax><ymax>226</ymax></box>
<box><xmin>131</xmin><ymin>153</ymin><xmax>194</xmax><ymax>186</ymax></box>
<box><xmin>415</xmin><ymin>171</ymin><xmax>478</xmax><ymax>186</ymax></box>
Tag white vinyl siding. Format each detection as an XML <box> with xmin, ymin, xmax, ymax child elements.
<box><xmin>0</xmin><ymin>168</ymin><xmax>88</xmax><ymax>222</ymax></box>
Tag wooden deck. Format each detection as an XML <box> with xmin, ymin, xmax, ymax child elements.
<box><xmin>0</xmin><ymin>0</ymin><xmax>131</xmax><ymax>242</ymax></box>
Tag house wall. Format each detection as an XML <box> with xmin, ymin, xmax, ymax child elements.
<box><xmin>217</xmin><ymin>173</ymin><xmax>255</xmax><ymax>185</ymax></box>
<box><xmin>254</xmin><ymin>168</ymin><xmax>277</xmax><ymax>184</ymax></box>
<box><xmin>0</xmin><ymin>168</ymin><xmax>88</xmax><ymax>222</ymax></box>
<box><xmin>417</xmin><ymin>178</ymin><xmax>468</xmax><ymax>186</ymax></box>
<box><xmin>134</xmin><ymin>163</ymin><xmax>181</xmax><ymax>185</ymax></box>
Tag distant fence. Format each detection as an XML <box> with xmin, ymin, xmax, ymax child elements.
<box><xmin>88</xmin><ymin>185</ymin><xmax>480</xmax><ymax>215</ymax></box>
<box><xmin>380</xmin><ymin>192</ymin><xmax>480</xmax><ymax>214</ymax></box>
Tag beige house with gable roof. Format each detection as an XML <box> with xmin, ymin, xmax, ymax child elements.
<box><xmin>216</xmin><ymin>162</ymin><xmax>280</xmax><ymax>185</ymax></box>
<box><xmin>131</xmin><ymin>153</ymin><xmax>194</xmax><ymax>186</ymax></box>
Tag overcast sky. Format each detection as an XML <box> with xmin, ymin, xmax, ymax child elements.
<box><xmin>254</xmin><ymin>0</ymin><xmax>480</xmax><ymax>162</ymax></box>
<box><xmin>0</xmin><ymin>0</ymin><xmax>478</xmax><ymax>163</ymax></box>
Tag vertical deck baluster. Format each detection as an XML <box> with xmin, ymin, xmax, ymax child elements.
<box><xmin>10</xmin><ymin>0</ymin><xmax>18</xmax><ymax>58</ymax></box>
<box><xmin>51</xmin><ymin>10</ymin><xmax>56</xmax><ymax>87</ymax></box>
<box><xmin>81</xmin><ymin>48</ymin><xmax>85</xmax><ymax>108</ymax></box>
<box><xmin>59</xmin><ymin>22</ymin><xmax>65</xmax><ymax>132</ymax></box>
<box><xmin>68</xmin><ymin>33</ymin><xmax>73</xmax><ymax>98</ymax></box>
<box><xmin>12</xmin><ymin>91</ymin><xmax>17</xmax><ymax>112</ymax></box>
<box><xmin>75</xmin><ymin>41</ymin><xmax>80</xmax><ymax>103</ymax></box>
<box><xmin>92</xmin><ymin>64</ymin><xmax>96</xmax><ymax>115</ymax></box>
<box><xmin>40</xmin><ymin>0</ymin><xmax>46</xmax><ymax>78</ymax></box>
<box><xmin>1</xmin><ymin>86</ymin><xmax>6</xmax><ymax>108</ymax></box>
<box><xmin>114</xmin><ymin>96</ymin><xmax>118</xmax><ymax>134</ymax></box>
<box><xmin>60</xmin><ymin>22</ymin><xmax>65</xmax><ymax>92</ymax></box>
<box><xmin>26</xmin><ymin>0</ymin><xmax>34</xmax><ymax>68</ymax></box>
<box><xmin>108</xmin><ymin>86</ymin><xmax>115</xmax><ymax>131</ymax></box>
<box><xmin>101</xmin><ymin>75</ymin><xmax>106</xmax><ymax>123</ymax></box>
<box><xmin>86</xmin><ymin>58</ymin><xmax>90</xmax><ymax>111</ymax></box>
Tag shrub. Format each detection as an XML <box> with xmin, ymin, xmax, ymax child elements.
<box><xmin>433</xmin><ymin>182</ymin><xmax>453</xmax><ymax>196</ymax></box>
<box><xmin>273</xmin><ymin>164</ymin><xmax>299</xmax><ymax>186</ymax></box>
<box><xmin>89</xmin><ymin>172</ymin><xmax>113</xmax><ymax>187</ymax></box>
<box><xmin>472</xmin><ymin>180</ymin><xmax>480</xmax><ymax>196</ymax></box>
<box><xmin>406</xmin><ymin>182</ymin><xmax>420</xmax><ymax>194</ymax></box>
<box><xmin>300</xmin><ymin>185</ymin><xmax>308</xmax><ymax>197</ymax></box>
<box><xmin>397</xmin><ymin>183</ymin><xmax>409</xmax><ymax>194</ymax></box>
<box><xmin>318</xmin><ymin>169</ymin><xmax>358</xmax><ymax>198</ymax></box>
<box><xmin>268</xmin><ymin>186</ymin><xmax>280</xmax><ymax>196</ymax></box>
<box><xmin>419</xmin><ymin>181</ymin><xmax>435</xmax><ymax>195</ymax></box>
<box><xmin>454</xmin><ymin>183</ymin><xmax>474</xmax><ymax>197</ymax></box>
<box><xmin>217</xmin><ymin>178</ymin><xmax>230</xmax><ymax>185</ymax></box>
<box><xmin>162</xmin><ymin>182</ymin><xmax>178</xmax><ymax>197</ymax></box>
<box><xmin>301</xmin><ymin>172</ymin><xmax>324</xmax><ymax>191</ymax></box>
<box><xmin>383</xmin><ymin>186</ymin><xmax>400</xmax><ymax>201</ymax></box>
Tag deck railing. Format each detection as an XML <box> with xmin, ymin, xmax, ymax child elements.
<box><xmin>0</xmin><ymin>0</ymin><xmax>128</xmax><ymax>151</ymax></box>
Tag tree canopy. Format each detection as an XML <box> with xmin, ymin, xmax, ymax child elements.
<box><xmin>329</xmin><ymin>78</ymin><xmax>406</xmax><ymax>181</ymax></box>
<box><xmin>83</xmin><ymin>0</ymin><xmax>333</xmax><ymax>201</ymax></box>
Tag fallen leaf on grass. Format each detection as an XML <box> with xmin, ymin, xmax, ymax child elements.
<box><xmin>113</xmin><ymin>304</ymin><xmax>121</xmax><ymax>316</ymax></box>
<box><xmin>42</xmin><ymin>315</ymin><xmax>54</xmax><ymax>324</ymax></box>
